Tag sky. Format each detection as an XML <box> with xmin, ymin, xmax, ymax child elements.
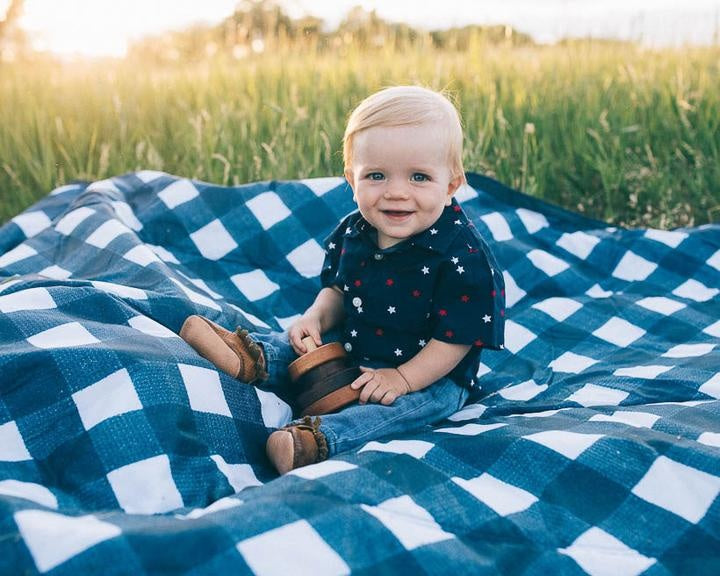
<box><xmin>5</xmin><ymin>0</ymin><xmax>720</xmax><ymax>58</ymax></box>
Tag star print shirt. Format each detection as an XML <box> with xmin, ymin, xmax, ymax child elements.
<box><xmin>320</xmin><ymin>198</ymin><xmax>505</xmax><ymax>389</ymax></box>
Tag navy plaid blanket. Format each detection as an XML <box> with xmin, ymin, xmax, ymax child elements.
<box><xmin>0</xmin><ymin>171</ymin><xmax>718</xmax><ymax>575</ymax></box>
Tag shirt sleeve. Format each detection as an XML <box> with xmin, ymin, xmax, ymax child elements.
<box><xmin>430</xmin><ymin>249</ymin><xmax>505</xmax><ymax>350</ymax></box>
<box><xmin>319</xmin><ymin>217</ymin><xmax>348</xmax><ymax>289</ymax></box>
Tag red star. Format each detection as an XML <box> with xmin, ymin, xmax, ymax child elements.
<box><xmin>491</xmin><ymin>290</ymin><xmax>496</xmax><ymax>297</ymax></box>
<box><xmin>461</xmin><ymin>295</ymin><xmax>470</xmax><ymax>302</ymax></box>
<box><xmin>354</xmin><ymin>280</ymin><xmax>362</xmax><ymax>287</ymax></box>
<box><xmin>445</xmin><ymin>330</ymin><xmax>454</xmax><ymax>338</ymax></box>
<box><xmin>500</xmin><ymin>309</ymin><xmax>505</xmax><ymax>317</ymax></box>
<box><xmin>453</xmin><ymin>205</ymin><xmax>461</xmax><ymax>212</ymax></box>
<box><xmin>341</xmin><ymin>248</ymin><xmax>346</xmax><ymax>255</ymax></box>
<box><xmin>438</xmin><ymin>309</ymin><xmax>448</xmax><ymax>317</ymax></box>
<box><xmin>375</xmin><ymin>328</ymin><xmax>384</xmax><ymax>336</ymax></box>
<box><xmin>412</xmin><ymin>289</ymin><xmax>422</xmax><ymax>297</ymax></box>
<box><xmin>386</xmin><ymin>278</ymin><xmax>394</xmax><ymax>286</ymax></box>
<box><xmin>501</xmin><ymin>289</ymin><xmax>505</xmax><ymax>296</ymax></box>
<box><xmin>474</xmin><ymin>339</ymin><xmax>484</xmax><ymax>347</ymax></box>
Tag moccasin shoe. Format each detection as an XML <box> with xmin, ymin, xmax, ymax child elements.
<box><xmin>266</xmin><ymin>416</ymin><xmax>328</xmax><ymax>474</ymax></box>
<box><xmin>179</xmin><ymin>315</ymin><xmax>268</xmax><ymax>383</ymax></box>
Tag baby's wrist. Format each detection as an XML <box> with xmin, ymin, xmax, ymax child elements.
<box><xmin>395</xmin><ymin>366</ymin><xmax>413</xmax><ymax>393</ymax></box>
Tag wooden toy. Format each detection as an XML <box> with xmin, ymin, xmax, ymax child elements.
<box><xmin>289</xmin><ymin>337</ymin><xmax>361</xmax><ymax>416</ymax></box>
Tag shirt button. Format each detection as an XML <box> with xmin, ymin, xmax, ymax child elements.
<box><xmin>344</xmin><ymin>342</ymin><xmax>353</xmax><ymax>352</ymax></box>
<box><xmin>374</xmin><ymin>253</ymin><xmax>383</xmax><ymax>260</ymax></box>
<box><xmin>352</xmin><ymin>297</ymin><xmax>362</xmax><ymax>308</ymax></box>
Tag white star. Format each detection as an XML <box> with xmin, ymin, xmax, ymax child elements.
<box><xmin>387</xmin><ymin>306</ymin><xmax>396</xmax><ymax>314</ymax></box>
<box><xmin>357</xmin><ymin>307</ymin><xmax>363</xmax><ymax>313</ymax></box>
<box><xmin>394</xmin><ymin>348</ymin><xmax>403</xmax><ymax>357</ymax></box>
<box><xmin>451</xmin><ymin>256</ymin><xmax>459</xmax><ymax>264</ymax></box>
<box><xmin>345</xmin><ymin>226</ymin><xmax>352</xmax><ymax>234</ymax></box>
<box><xmin>350</xmin><ymin>329</ymin><xmax>358</xmax><ymax>337</ymax></box>
<box><xmin>421</xmin><ymin>266</ymin><xmax>430</xmax><ymax>275</ymax></box>
<box><xmin>483</xmin><ymin>314</ymin><xmax>492</xmax><ymax>323</ymax></box>
<box><xmin>456</xmin><ymin>266</ymin><xmax>465</xmax><ymax>274</ymax></box>
<box><xmin>418</xmin><ymin>339</ymin><xmax>427</xmax><ymax>347</ymax></box>
<box><xmin>454</xmin><ymin>219</ymin><xmax>462</xmax><ymax>225</ymax></box>
<box><xmin>328</xmin><ymin>242</ymin><xmax>336</xmax><ymax>250</ymax></box>
<box><xmin>343</xmin><ymin>284</ymin><xmax>349</xmax><ymax>291</ymax></box>
<box><xmin>430</xmin><ymin>228</ymin><xmax>438</xmax><ymax>235</ymax></box>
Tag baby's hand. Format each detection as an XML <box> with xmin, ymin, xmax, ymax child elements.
<box><xmin>288</xmin><ymin>316</ymin><xmax>322</xmax><ymax>355</ymax></box>
<box><xmin>351</xmin><ymin>367</ymin><xmax>412</xmax><ymax>406</ymax></box>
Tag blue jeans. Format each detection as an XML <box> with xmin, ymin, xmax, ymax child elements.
<box><xmin>252</xmin><ymin>330</ymin><xmax>470</xmax><ymax>457</ymax></box>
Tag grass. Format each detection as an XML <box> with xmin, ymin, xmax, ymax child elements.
<box><xmin>1</xmin><ymin>42</ymin><xmax>719</xmax><ymax>228</ymax></box>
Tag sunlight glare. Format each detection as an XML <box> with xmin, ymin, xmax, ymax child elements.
<box><xmin>18</xmin><ymin>0</ymin><xmax>238</xmax><ymax>58</ymax></box>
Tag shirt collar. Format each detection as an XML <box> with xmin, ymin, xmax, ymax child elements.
<box><xmin>345</xmin><ymin>198</ymin><xmax>465</xmax><ymax>254</ymax></box>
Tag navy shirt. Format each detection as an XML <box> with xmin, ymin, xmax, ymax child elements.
<box><xmin>320</xmin><ymin>198</ymin><xmax>505</xmax><ymax>389</ymax></box>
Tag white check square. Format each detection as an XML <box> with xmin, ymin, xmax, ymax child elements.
<box><xmin>190</xmin><ymin>219</ymin><xmax>238</xmax><ymax>261</ymax></box>
<box><xmin>361</xmin><ymin>495</ymin><xmax>454</xmax><ymax>550</ymax></box>
<box><xmin>231</xmin><ymin>269</ymin><xmax>280</xmax><ymax>301</ymax></box>
<box><xmin>532</xmin><ymin>297</ymin><xmax>582</xmax><ymax>322</ymax></box>
<box><xmin>524</xmin><ymin>430</ymin><xmax>604</xmax><ymax>460</ymax></box>
<box><xmin>107</xmin><ymin>454</ymin><xmax>184</xmax><ymax>514</ymax></box>
<box><xmin>559</xmin><ymin>527</ymin><xmax>656</xmax><ymax>576</ymax></box>
<box><xmin>15</xmin><ymin>510</ymin><xmax>121</xmax><ymax>573</ymax></box>
<box><xmin>72</xmin><ymin>368</ymin><xmax>143</xmax><ymax>430</ymax></box>
<box><xmin>246</xmin><ymin>192</ymin><xmax>291</xmax><ymax>229</ymax></box>
<box><xmin>0</xmin><ymin>420</ymin><xmax>32</xmax><ymax>461</ymax></box>
<box><xmin>567</xmin><ymin>384</ymin><xmax>629</xmax><ymax>408</ymax></box>
<box><xmin>0</xmin><ymin>287</ymin><xmax>56</xmax><ymax>313</ymax></box>
<box><xmin>286</xmin><ymin>239</ymin><xmax>325</xmax><ymax>278</ymax></box>
<box><xmin>27</xmin><ymin>322</ymin><xmax>100</xmax><ymax>349</ymax></box>
<box><xmin>556</xmin><ymin>231</ymin><xmax>600</xmax><ymax>260</ymax></box>
<box><xmin>480</xmin><ymin>212</ymin><xmax>513</xmax><ymax>242</ymax></box>
<box><xmin>632</xmin><ymin>456</ymin><xmax>720</xmax><ymax>523</ymax></box>
<box><xmin>612</xmin><ymin>251</ymin><xmax>657</xmax><ymax>281</ymax></box>
<box><xmin>179</xmin><ymin>364</ymin><xmax>232</xmax><ymax>417</ymax></box>
<box><xmin>592</xmin><ymin>317</ymin><xmax>646</xmax><ymax>348</ymax></box>
<box><xmin>672</xmin><ymin>279</ymin><xmax>718</xmax><ymax>303</ymax></box>
<box><xmin>452</xmin><ymin>473</ymin><xmax>538</xmax><ymax>516</ymax></box>
<box><xmin>237</xmin><ymin>520</ymin><xmax>349</xmax><ymax>576</ymax></box>
<box><xmin>549</xmin><ymin>352</ymin><xmax>598</xmax><ymax>374</ymax></box>
<box><xmin>635</xmin><ymin>297</ymin><xmax>685</xmax><ymax>315</ymax></box>
<box><xmin>527</xmin><ymin>249</ymin><xmax>570</xmax><ymax>276</ymax></box>
<box><xmin>158</xmin><ymin>178</ymin><xmax>199</xmax><ymax>208</ymax></box>
<box><xmin>503</xmin><ymin>320</ymin><xmax>537</xmax><ymax>354</ymax></box>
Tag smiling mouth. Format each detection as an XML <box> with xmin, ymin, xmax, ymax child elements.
<box><xmin>382</xmin><ymin>210</ymin><xmax>413</xmax><ymax>219</ymax></box>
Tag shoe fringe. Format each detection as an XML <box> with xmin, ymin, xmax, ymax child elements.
<box><xmin>300</xmin><ymin>416</ymin><xmax>328</xmax><ymax>462</ymax></box>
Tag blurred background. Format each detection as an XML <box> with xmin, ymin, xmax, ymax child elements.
<box><xmin>1</xmin><ymin>0</ymin><xmax>719</xmax><ymax>227</ymax></box>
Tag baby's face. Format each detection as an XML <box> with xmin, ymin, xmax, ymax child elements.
<box><xmin>345</xmin><ymin>123</ymin><xmax>462</xmax><ymax>249</ymax></box>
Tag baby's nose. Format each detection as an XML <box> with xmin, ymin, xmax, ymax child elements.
<box><xmin>384</xmin><ymin>181</ymin><xmax>409</xmax><ymax>198</ymax></box>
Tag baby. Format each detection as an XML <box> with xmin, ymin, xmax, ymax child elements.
<box><xmin>181</xmin><ymin>86</ymin><xmax>505</xmax><ymax>474</ymax></box>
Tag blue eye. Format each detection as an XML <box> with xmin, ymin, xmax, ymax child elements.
<box><xmin>411</xmin><ymin>173</ymin><xmax>430</xmax><ymax>182</ymax></box>
<box><xmin>367</xmin><ymin>172</ymin><xmax>384</xmax><ymax>181</ymax></box>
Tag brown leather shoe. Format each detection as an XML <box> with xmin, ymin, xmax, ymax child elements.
<box><xmin>266</xmin><ymin>416</ymin><xmax>328</xmax><ymax>474</ymax></box>
<box><xmin>179</xmin><ymin>315</ymin><xmax>268</xmax><ymax>383</ymax></box>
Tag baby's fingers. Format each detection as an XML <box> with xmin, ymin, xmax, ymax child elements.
<box><xmin>351</xmin><ymin>370</ymin><xmax>374</xmax><ymax>390</ymax></box>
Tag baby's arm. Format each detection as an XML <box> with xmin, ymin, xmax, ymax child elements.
<box><xmin>288</xmin><ymin>287</ymin><xmax>345</xmax><ymax>355</ymax></box>
<box><xmin>352</xmin><ymin>339</ymin><xmax>470</xmax><ymax>405</ymax></box>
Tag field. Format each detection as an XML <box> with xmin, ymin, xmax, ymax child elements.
<box><xmin>1</xmin><ymin>43</ymin><xmax>719</xmax><ymax>228</ymax></box>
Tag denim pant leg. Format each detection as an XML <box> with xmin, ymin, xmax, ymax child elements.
<box><xmin>250</xmin><ymin>330</ymin><xmax>297</xmax><ymax>391</ymax></box>
<box><xmin>317</xmin><ymin>376</ymin><xmax>470</xmax><ymax>457</ymax></box>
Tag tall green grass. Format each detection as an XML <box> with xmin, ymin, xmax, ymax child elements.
<box><xmin>1</xmin><ymin>43</ymin><xmax>719</xmax><ymax>227</ymax></box>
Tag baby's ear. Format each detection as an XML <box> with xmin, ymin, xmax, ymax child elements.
<box><xmin>445</xmin><ymin>174</ymin><xmax>464</xmax><ymax>205</ymax></box>
<box><xmin>344</xmin><ymin>169</ymin><xmax>358</xmax><ymax>202</ymax></box>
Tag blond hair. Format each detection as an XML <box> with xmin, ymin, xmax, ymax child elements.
<box><xmin>343</xmin><ymin>86</ymin><xmax>465</xmax><ymax>179</ymax></box>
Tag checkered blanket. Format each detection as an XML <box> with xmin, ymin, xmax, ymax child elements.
<box><xmin>1</xmin><ymin>171</ymin><xmax>718</xmax><ymax>575</ymax></box>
